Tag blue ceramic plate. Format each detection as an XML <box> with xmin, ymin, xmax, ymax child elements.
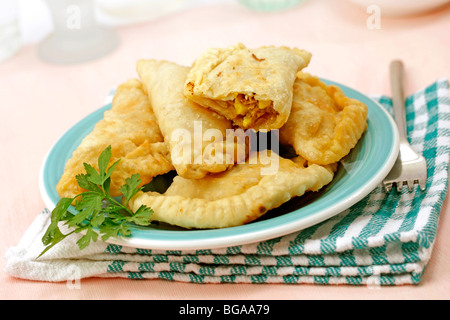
<box><xmin>39</xmin><ymin>80</ymin><xmax>399</xmax><ymax>250</ymax></box>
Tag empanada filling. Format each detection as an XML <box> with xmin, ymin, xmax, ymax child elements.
<box><xmin>231</xmin><ymin>93</ymin><xmax>276</xmax><ymax>128</ymax></box>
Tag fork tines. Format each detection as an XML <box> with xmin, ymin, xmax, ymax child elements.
<box><xmin>383</xmin><ymin>179</ymin><xmax>426</xmax><ymax>192</ymax></box>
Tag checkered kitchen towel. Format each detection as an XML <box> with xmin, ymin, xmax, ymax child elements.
<box><xmin>6</xmin><ymin>79</ymin><xmax>450</xmax><ymax>286</ymax></box>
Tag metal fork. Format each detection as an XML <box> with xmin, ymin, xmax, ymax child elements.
<box><xmin>382</xmin><ymin>60</ymin><xmax>427</xmax><ymax>192</ymax></box>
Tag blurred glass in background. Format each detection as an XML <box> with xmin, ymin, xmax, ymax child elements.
<box><xmin>238</xmin><ymin>0</ymin><xmax>305</xmax><ymax>11</ymax></box>
<box><xmin>7</xmin><ymin>0</ymin><xmax>313</xmax><ymax>65</ymax></box>
<box><xmin>0</xmin><ymin>0</ymin><xmax>22</xmax><ymax>62</ymax></box>
<box><xmin>38</xmin><ymin>0</ymin><xmax>118</xmax><ymax>64</ymax></box>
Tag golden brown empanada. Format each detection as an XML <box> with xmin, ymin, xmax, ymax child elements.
<box><xmin>129</xmin><ymin>152</ymin><xmax>335</xmax><ymax>229</ymax></box>
<box><xmin>137</xmin><ymin>59</ymin><xmax>247</xmax><ymax>180</ymax></box>
<box><xmin>279</xmin><ymin>73</ymin><xmax>368</xmax><ymax>165</ymax></box>
<box><xmin>184</xmin><ymin>43</ymin><xmax>312</xmax><ymax>131</ymax></box>
<box><xmin>56</xmin><ymin>79</ymin><xmax>174</xmax><ymax>198</ymax></box>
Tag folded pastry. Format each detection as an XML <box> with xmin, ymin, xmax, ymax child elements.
<box><xmin>184</xmin><ymin>43</ymin><xmax>312</xmax><ymax>131</ymax></box>
<box><xmin>57</xmin><ymin>79</ymin><xmax>174</xmax><ymax>198</ymax></box>
<box><xmin>279</xmin><ymin>73</ymin><xmax>368</xmax><ymax>165</ymax></box>
<box><xmin>137</xmin><ymin>59</ymin><xmax>247</xmax><ymax>180</ymax></box>
<box><xmin>129</xmin><ymin>152</ymin><xmax>336</xmax><ymax>229</ymax></box>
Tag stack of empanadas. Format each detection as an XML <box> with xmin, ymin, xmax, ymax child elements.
<box><xmin>184</xmin><ymin>43</ymin><xmax>312</xmax><ymax>131</ymax></box>
<box><xmin>56</xmin><ymin>79</ymin><xmax>174</xmax><ymax>199</ymax></box>
<box><xmin>57</xmin><ymin>43</ymin><xmax>368</xmax><ymax>230</ymax></box>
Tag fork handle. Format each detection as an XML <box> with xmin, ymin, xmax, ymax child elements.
<box><xmin>390</xmin><ymin>60</ymin><xmax>408</xmax><ymax>141</ymax></box>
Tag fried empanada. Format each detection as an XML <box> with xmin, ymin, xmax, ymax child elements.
<box><xmin>137</xmin><ymin>59</ymin><xmax>247</xmax><ymax>180</ymax></box>
<box><xmin>129</xmin><ymin>152</ymin><xmax>335</xmax><ymax>229</ymax></box>
<box><xmin>279</xmin><ymin>73</ymin><xmax>368</xmax><ymax>165</ymax></box>
<box><xmin>56</xmin><ymin>79</ymin><xmax>174</xmax><ymax>198</ymax></box>
<box><xmin>184</xmin><ymin>43</ymin><xmax>312</xmax><ymax>131</ymax></box>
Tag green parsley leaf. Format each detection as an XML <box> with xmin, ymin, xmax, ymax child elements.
<box><xmin>75</xmin><ymin>173</ymin><xmax>102</xmax><ymax>193</ymax></box>
<box><xmin>98</xmin><ymin>145</ymin><xmax>112</xmax><ymax>178</ymax></box>
<box><xmin>83</xmin><ymin>163</ymin><xmax>103</xmax><ymax>186</ymax></box>
<box><xmin>38</xmin><ymin>145</ymin><xmax>154</xmax><ymax>259</ymax></box>
<box><xmin>104</xmin><ymin>159</ymin><xmax>120</xmax><ymax>184</ymax></box>
<box><xmin>76</xmin><ymin>226</ymin><xmax>99</xmax><ymax>250</ymax></box>
<box><xmin>131</xmin><ymin>205</ymin><xmax>154</xmax><ymax>226</ymax></box>
<box><xmin>41</xmin><ymin>197</ymin><xmax>73</xmax><ymax>246</ymax></box>
<box><xmin>37</xmin><ymin>227</ymin><xmax>75</xmax><ymax>259</ymax></box>
<box><xmin>69</xmin><ymin>192</ymin><xmax>103</xmax><ymax>227</ymax></box>
<box><xmin>119</xmin><ymin>174</ymin><xmax>142</xmax><ymax>204</ymax></box>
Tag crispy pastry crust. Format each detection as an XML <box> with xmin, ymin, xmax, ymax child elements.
<box><xmin>279</xmin><ymin>73</ymin><xmax>368</xmax><ymax>165</ymax></box>
<box><xmin>137</xmin><ymin>59</ymin><xmax>247</xmax><ymax>180</ymax></box>
<box><xmin>129</xmin><ymin>153</ymin><xmax>335</xmax><ymax>229</ymax></box>
<box><xmin>56</xmin><ymin>79</ymin><xmax>174</xmax><ymax>198</ymax></box>
<box><xmin>184</xmin><ymin>43</ymin><xmax>312</xmax><ymax>131</ymax></box>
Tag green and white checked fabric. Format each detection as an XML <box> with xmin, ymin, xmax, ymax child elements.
<box><xmin>6</xmin><ymin>79</ymin><xmax>450</xmax><ymax>286</ymax></box>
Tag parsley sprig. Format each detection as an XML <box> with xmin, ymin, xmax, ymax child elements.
<box><xmin>38</xmin><ymin>146</ymin><xmax>153</xmax><ymax>258</ymax></box>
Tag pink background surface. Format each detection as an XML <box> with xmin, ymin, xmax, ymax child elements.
<box><xmin>1</xmin><ymin>0</ymin><xmax>449</xmax><ymax>299</ymax></box>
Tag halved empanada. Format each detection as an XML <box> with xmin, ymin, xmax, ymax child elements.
<box><xmin>279</xmin><ymin>73</ymin><xmax>368</xmax><ymax>165</ymax></box>
<box><xmin>184</xmin><ymin>43</ymin><xmax>312</xmax><ymax>131</ymax></box>
<box><xmin>57</xmin><ymin>79</ymin><xmax>174</xmax><ymax>198</ymax></box>
<box><xmin>137</xmin><ymin>59</ymin><xmax>247</xmax><ymax>180</ymax></box>
<box><xmin>129</xmin><ymin>152</ymin><xmax>335</xmax><ymax>229</ymax></box>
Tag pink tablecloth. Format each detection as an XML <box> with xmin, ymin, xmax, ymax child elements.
<box><xmin>1</xmin><ymin>0</ymin><xmax>449</xmax><ymax>299</ymax></box>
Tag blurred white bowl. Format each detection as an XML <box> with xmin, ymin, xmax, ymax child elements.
<box><xmin>345</xmin><ymin>0</ymin><xmax>450</xmax><ymax>16</ymax></box>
